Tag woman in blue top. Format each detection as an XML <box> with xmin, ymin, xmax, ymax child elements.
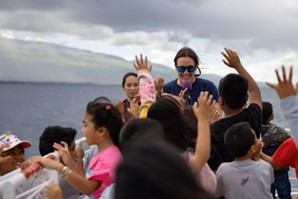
<box><xmin>163</xmin><ymin>47</ymin><xmax>219</xmax><ymax>106</ymax></box>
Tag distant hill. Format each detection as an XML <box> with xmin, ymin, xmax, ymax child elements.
<box><xmin>0</xmin><ymin>37</ymin><xmax>222</xmax><ymax>85</ymax></box>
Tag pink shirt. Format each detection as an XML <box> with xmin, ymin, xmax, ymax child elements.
<box><xmin>86</xmin><ymin>145</ymin><xmax>122</xmax><ymax>199</ymax></box>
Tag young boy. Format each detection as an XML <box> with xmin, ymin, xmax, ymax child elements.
<box><xmin>261</xmin><ymin>101</ymin><xmax>291</xmax><ymax>199</ymax></box>
<box><xmin>209</xmin><ymin>48</ymin><xmax>262</xmax><ymax>170</ymax></box>
<box><xmin>215</xmin><ymin>122</ymin><xmax>274</xmax><ymax>199</ymax></box>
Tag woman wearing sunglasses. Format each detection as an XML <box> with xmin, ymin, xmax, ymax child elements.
<box><xmin>163</xmin><ymin>47</ymin><xmax>219</xmax><ymax>107</ymax></box>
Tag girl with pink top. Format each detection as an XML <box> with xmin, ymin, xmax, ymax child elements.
<box><xmin>32</xmin><ymin>101</ymin><xmax>124</xmax><ymax>199</ymax></box>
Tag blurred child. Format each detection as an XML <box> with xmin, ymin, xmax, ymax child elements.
<box><xmin>261</xmin><ymin>101</ymin><xmax>291</xmax><ymax>199</ymax></box>
<box><xmin>215</xmin><ymin>122</ymin><xmax>274</xmax><ymax>199</ymax></box>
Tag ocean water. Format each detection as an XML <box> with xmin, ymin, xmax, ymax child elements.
<box><xmin>0</xmin><ymin>82</ymin><xmax>296</xmax><ymax>188</ymax></box>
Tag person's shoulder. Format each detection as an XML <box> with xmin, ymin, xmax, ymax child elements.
<box><xmin>216</xmin><ymin>162</ymin><xmax>231</xmax><ymax>173</ymax></box>
<box><xmin>164</xmin><ymin>79</ymin><xmax>178</xmax><ymax>87</ymax></box>
<box><xmin>115</xmin><ymin>99</ymin><xmax>126</xmax><ymax>106</ymax></box>
<box><xmin>194</xmin><ymin>78</ymin><xmax>216</xmax><ymax>87</ymax></box>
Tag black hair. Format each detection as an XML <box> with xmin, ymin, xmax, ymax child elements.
<box><xmin>86</xmin><ymin>102</ymin><xmax>124</xmax><ymax>148</ymax></box>
<box><xmin>122</xmin><ymin>72</ymin><xmax>138</xmax><ymax>88</ymax></box>
<box><xmin>219</xmin><ymin>74</ymin><xmax>248</xmax><ymax>109</ymax></box>
<box><xmin>224</xmin><ymin>122</ymin><xmax>256</xmax><ymax>158</ymax></box>
<box><xmin>119</xmin><ymin>118</ymin><xmax>164</xmax><ymax>152</ymax></box>
<box><xmin>115</xmin><ymin>140</ymin><xmax>214</xmax><ymax>199</ymax></box>
<box><xmin>262</xmin><ymin>101</ymin><xmax>273</xmax><ymax>125</ymax></box>
<box><xmin>147</xmin><ymin>96</ymin><xmax>190</xmax><ymax>151</ymax></box>
<box><xmin>93</xmin><ymin>96</ymin><xmax>111</xmax><ymax>104</ymax></box>
<box><xmin>39</xmin><ymin>126</ymin><xmax>76</xmax><ymax>156</ymax></box>
<box><xmin>182</xmin><ymin>105</ymin><xmax>197</xmax><ymax>150</ymax></box>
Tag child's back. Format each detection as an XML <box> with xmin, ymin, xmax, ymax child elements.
<box><xmin>215</xmin><ymin>122</ymin><xmax>274</xmax><ymax>199</ymax></box>
<box><xmin>216</xmin><ymin>159</ymin><xmax>273</xmax><ymax>199</ymax></box>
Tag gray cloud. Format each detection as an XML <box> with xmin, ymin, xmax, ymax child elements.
<box><xmin>0</xmin><ymin>0</ymin><xmax>298</xmax><ymax>52</ymax></box>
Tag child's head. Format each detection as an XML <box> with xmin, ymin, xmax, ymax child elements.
<box><xmin>0</xmin><ymin>133</ymin><xmax>31</xmax><ymax>176</ymax></box>
<box><xmin>83</xmin><ymin>102</ymin><xmax>124</xmax><ymax>148</ymax></box>
<box><xmin>224</xmin><ymin>122</ymin><xmax>256</xmax><ymax>159</ymax></box>
<box><xmin>219</xmin><ymin>74</ymin><xmax>248</xmax><ymax>110</ymax></box>
<box><xmin>147</xmin><ymin>96</ymin><xmax>190</xmax><ymax>152</ymax></box>
<box><xmin>262</xmin><ymin>101</ymin><xmax>273</xmax><ymax>125</ymax></box>
<box><xmin>115</xmin><ymin>140</ymin><xmax>214</xmax><ymax>199</ymax></box>
<box><xmin>119</xmin><ymin>118</ymin><xmax>164</xmax><ymax>152</ymax></box>
<box><xmin>39</xmin><ymin>126</ymin><xmax>77</xmax><ymax>156</ymax></box>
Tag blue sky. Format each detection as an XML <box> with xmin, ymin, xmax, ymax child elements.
<box><xmin>0</xmin><ymin>0</ymin><xmax>297</xmax><ymax>83</ymax></box>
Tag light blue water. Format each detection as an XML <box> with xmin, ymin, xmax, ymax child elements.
<box><xmin>0</xmin><ymin>82</ymin><xmax>296</xmax><ymax>188</ymax></box>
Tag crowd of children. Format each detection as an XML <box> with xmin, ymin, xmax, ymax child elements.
<box><xmin>0</xmin><ymin>47</ymin><xmax>297</xmax><ymax>199</ymax></box>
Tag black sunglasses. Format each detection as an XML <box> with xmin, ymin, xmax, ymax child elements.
<box><xmin>176</xmin><ymin>65</ymin><xmax>201</xmax><ymax>76</ymax></box>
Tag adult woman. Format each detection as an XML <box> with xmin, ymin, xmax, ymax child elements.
<box><xmin>163</xmin><ymin>47</ymin><xmax>219</xmax><ymax>106</ymax></box>
<box><xmin>115</xmin><ymin>72</ymin><xmax>139</xmax><ymax>123</ymax></box>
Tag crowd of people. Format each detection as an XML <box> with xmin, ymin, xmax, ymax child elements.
<box><xmin>0</xmin><ymin>47</ymin><xmax>297</xmax><ymax>199</ymax></box>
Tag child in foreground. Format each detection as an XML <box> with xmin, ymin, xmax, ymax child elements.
<box><xmin>32</xmin><ymin>102</ymin><xmax>123</xmax><ymax>198</ymax></box>
<box><xmin>215</xmin><ymin>122</ymin><xmax>274</xmax><ymax>199</ymax></box>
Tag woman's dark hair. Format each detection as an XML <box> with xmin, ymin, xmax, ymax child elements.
<box><xmin>39</xmin><ymin>126</ymin><xmax>76</xmax><ymax>156</ymax></box>
<box><xmin>174</xmin><ymin>47</ymin><xmax>200</xmax><ymax>66</ymax></box>
<box><xmin>122</xmin><ymin>72</ymin><xmax>137</xmax><ymax>88</ymax></box>
<box><xmin>147</xmin><ymin>96</ymin><xmax>190</xmax><ymax>151</ymax></box>
<box><xmin>224</xmin><ymin>122</ymin><xmax>256</xmax><ymax>158</ymax></box>
<box><xmin>86</xmin><ymin>102</ymin><xmax>124</xmax><ymax>148</ymax></box>
<box><xmin>115</xmin><ymin>140</ymin><xmax>215</xmax><ymax>199</ymax></box>
<box><xmin>262</xmin><ymin>101</ymin><xmax>273</xmax><ymax>125</ymax></box>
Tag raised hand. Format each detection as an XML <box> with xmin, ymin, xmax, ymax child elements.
<box><xmin>154</xmin><ymin>75</ymin><xmax>164</xmax><ymax>94</ymax></box>
<box><xmin>266</xmin><ymin>66</ymin><xmax>297</xmax><ymax>99</ymax></box>
<box><xmin>53</xmin><ymin>141</ymin><xmax>76</xmax><ymax>167</ymax></box>
<box><xmin>221</xmin><ymin>47</ymin><xmax>243</xmax><ymax>69</ymax></box>
<box><xmin>192</xmin><ymin>91</ymin><xmax>216</xmax><ymax>122</ymax></box>
<box><xmin>127</xmin><ymin>95</ymin><xmax>140</xmax><ymax>118</ymax></box>
<box><xmin>133</xmin><ymin>54</ymin><xmax>152</xmax><ymax>71</ymax></box>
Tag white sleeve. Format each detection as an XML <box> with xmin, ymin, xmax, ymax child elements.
<box><xmin>280</xmin><ymin>96</ymin><xmax>298</xmax><ymax>146</ymax></box>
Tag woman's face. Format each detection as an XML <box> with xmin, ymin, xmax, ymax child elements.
<box><xmin>0</xmin><ymin>145</ymin><xmax>25</xmax><ymax>175</ymax></box>
<box><xmin>175</xmin><ymin>57</ymin><xmax>197</xmax><ymax>84</ymax></box>
<box><xmin>123</xmin><ymin>76</ymin><xmax>139</xmax><ymax>100</ymax></box>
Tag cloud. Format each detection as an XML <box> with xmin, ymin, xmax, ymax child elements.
<box><xmin>0</xmin><ymin>0</ymin><xmax>297</xmax><ymax>52</ymax></box>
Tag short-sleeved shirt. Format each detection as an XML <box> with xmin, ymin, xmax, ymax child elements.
<box><xmin>215</xmin><ymin>159</ymin><xmax>274</xmax><ymax>199</ymax></box>
<box><xmin>209</xmin><ymin>103</ymin><xmax>262</xmax><ymax>170</ymax></box>
<box><xmin>86</xmin><ymin>145</ymin><xmax>122</xmax><ymax>199</ymax></box>
<box><xmin>163</xmin><ymin>78</ymin><xmax>219</xmax><ymax>104</ymax></box>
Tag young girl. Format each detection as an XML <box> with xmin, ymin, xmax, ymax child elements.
<box><xmin>32</xmin><ymin>102</ymin><xmax>123</xmax><ymax>198</ymax></box>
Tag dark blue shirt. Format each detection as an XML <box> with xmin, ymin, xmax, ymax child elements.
<box><xmin>163</xmin><ymin>78</ymin><xmax>219</xmax><ymax>105</ymax></box>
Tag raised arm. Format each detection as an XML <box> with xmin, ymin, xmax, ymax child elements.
<box><xmin>221</xmin><ymin>48</ymin><xmax>262</xmax><ymax>109</ymax></box>
<box><xmin>190</xmin><ymin>91</ymin><xmax>215</xmax><ymax>173</ymax></box>
<box><xmin>133</xmin><ymin>54</ymin><xmax>156</xmax><ymax>118</ymax></box>
<box><xmin>32</xmin><ymin>157</ymin><xmax>100</xmax><ymax>195</ymax></box>
<box><xmin>266</xmin><ymin>66</ymin><xmax>298</xmax><ymax>145</ymax></box>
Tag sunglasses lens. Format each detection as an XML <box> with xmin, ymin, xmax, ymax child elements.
<box><xmin>177</xmin><ymin>66</ymin><xmax>185</xmax><ymax>73</ymax></box>
<box><xmin>187</xmin><ymin>66</ymin><xmax>195</xmax><ymax>72</ymax></box>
